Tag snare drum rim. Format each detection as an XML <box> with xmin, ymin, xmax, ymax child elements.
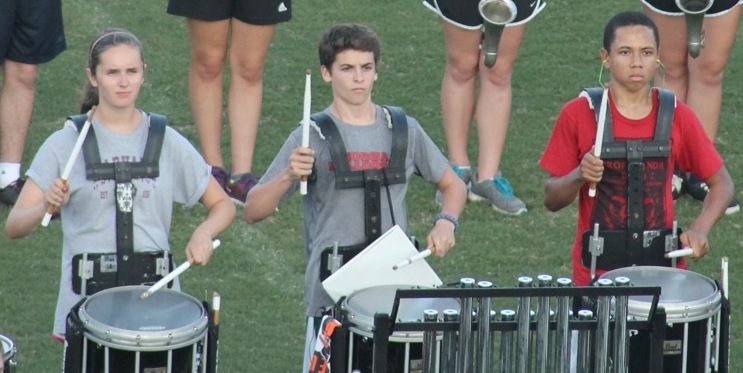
<box><xmin>78</xmin><ymin>286</ymin><xmax>209</xmax><ymax>349</ymax></box>
<box><xmin>341</xmin><ymin>285</ymin><xmax>459</xmax><ymax>342</ymax></box>
<box><xmin>1</xmin><ymin>334</ymin><xmax>15</xmax><ymax>361</ymax></box>
<box><xmin>602</xmin><ymin>266</ymin><xmax>723</xmax><ymax>322</ymax></box>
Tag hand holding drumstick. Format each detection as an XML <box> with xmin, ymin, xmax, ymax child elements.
<box><xmin>42</xmin><ymin>106</ymin><xmax>97</xmax><ymax>226</ymax></box>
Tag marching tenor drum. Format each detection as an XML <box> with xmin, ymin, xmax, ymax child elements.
<box><xmin>1</xmin><ymin>334</ymin><xmax>16</xmax><ymax>373</ymax></box>
<box><xmin>72</xmin><ymin>286</ymin><xmax>209</xmax><ymax>373</ymax></box>
<box><xmin>600</xmin><ymin>266</ymin><xmax>722</xmax><ymax>373</ymax></box>
<box><xmin>340</xmin><ymin>285</ymin><xmax>459</xmax><ymax>373</ymax></box>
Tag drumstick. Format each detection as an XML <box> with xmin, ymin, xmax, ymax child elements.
<box><xmin>140</xmin><ymin>239</ymin><xmax>221</xmax><ymax>300</ymax></box>
<box><xmin>300</xmin><ymin>70</ymin><xmax>311</xmax><ymax>195</ymax></box>
<box><xmin>664</xmin><ymin>247</ymin><xmax>693</xmax><ymax>259</ymax></box>
<box><xmin>392</xmin><ymin>248</ymin><xmax>432</xmax><ymax>270</ymax></box>
<box><xmin>212</xmin><ymin>291</ymin><xmax>221</xmax><ymax>326</ymax></box>
<box><xmin>42</xmin><ymin>106</ymin><xmax>98</xmax><ymax>227</ymax></box>
<box><xmin>588</xmin><ymin>88</ymin><xmax>608</xmax><ymax>198</ymax></box>
<box><xmin>721</xmin><ymin>256</ymin><xmax>729</xmax><ymax>299</ymax></box>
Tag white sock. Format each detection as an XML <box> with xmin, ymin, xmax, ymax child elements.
<box><xmin>0</xmin><ymin>163</ymin><xmax>21</xmax><ymax>188</ymax></box>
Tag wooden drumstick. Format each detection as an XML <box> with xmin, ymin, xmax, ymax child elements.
<box><xmin>212</xmin><ymin>291</ymin><xmax>221</xmax><ymax>326</ymax></box>
<box><xmin>588</xmin><ymin>87</ymin><xmax>608</xmax><ymax>198</ymax></box>
<box><xmin>300</xmin><ymin>70</ymin><xmax>311</xmax><ymax>195</ymax></box>
<box><xmin>42</xmin><ymin>106</ymin><xmax>98</xmax><ymax>226</ymax></box>
<box><xmin>140</xmin><ymin>239</ymin><xmax>221</xmax><ymax>300</ymax></box>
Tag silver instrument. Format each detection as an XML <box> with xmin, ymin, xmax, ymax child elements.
<box><xmin>676</xmin><ymin>0</ymin><xmax>713</xmax><ymax>58</ymax></box>
<box><xmin>478</xmin><ymin>0</ymin><xmax>517</xmax><ymax>68</ymax></box>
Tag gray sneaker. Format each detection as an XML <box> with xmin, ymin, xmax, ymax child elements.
<box><xmin>469</xmin><ymin>172</ymin><xmax>527</xmax><ymax>215</ymax></box>
<box><xmin>435</xmin><ymin>165</ymin><xmax>472</xmax><ymax>204</ymax></box>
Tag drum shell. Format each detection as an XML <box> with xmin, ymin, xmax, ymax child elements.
<box><xmin>78</xmin><ymin>285</ymin><xmax>208</xmax><ymax>350</ymax></box>
<box><xmin>1</xmin><ymin>334</ymin><xmax>16</xmax><ymax>373</ymax></box>
<box><xmin>600</xmin><ymin>266</ymin><xmax>721</xmax><ymax>322</ymax></box>
<box><xmin>341</xmin><ymin>285</ymin><xmax>459</xmax><ymax>373</ymax></box>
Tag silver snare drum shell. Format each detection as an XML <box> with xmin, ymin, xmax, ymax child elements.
<box><xmin>78</xmin><ymin>285</ymin><xmax>209</xmax><ymax>351</ymax></box>
<box><xmin>2</xmin><ymin>334</ymin><xmax>16</xmax><ymax>370</ymax></box>
<box><xmin>600</xmin><ymin>266</ymin><xmax>722</xmax><ymax>323</ymax></box>
<box><xmin>341</xmin><ymin>285</ymin><xmax>460</xmax><ymax>342</ymax></box>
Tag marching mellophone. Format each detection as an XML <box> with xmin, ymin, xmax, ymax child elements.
<box><xmin>478</xmin><ymin>0</ymin><xmax>517</xmax><ymax>68</ymax></box>
<box><xmin>676</xmin><ymin>0</ymin><xmax>713</xmax><ymax>58</ymax></box>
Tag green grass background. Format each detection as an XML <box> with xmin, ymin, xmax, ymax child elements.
<box><xmin>2</xmin><ymin>0</ymin><xmax>743</xmax><ymax>371</ymax></box>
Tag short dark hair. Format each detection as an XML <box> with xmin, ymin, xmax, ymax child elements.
<box><xmin>603</xmin><ymin>11</ymin><xmax>659</xmax><ymax>51</ymax></box>
<box><xmin>318</xmin><ymin>24</ymin><xmax>381</xmax><ymax>69</ymax></box>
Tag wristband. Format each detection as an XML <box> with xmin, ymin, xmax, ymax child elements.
<box><xmin>433</xmin><ymin>213</ymin><xmax>459</xmax><ymax>232</ymax></box>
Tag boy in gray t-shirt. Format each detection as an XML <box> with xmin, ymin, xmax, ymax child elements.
<box><xmin>243</xmin><ymin>23</ymin><xmax>467</xmax><ymax>370</ymax></box>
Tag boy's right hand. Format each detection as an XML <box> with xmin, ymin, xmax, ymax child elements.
<box><xmin>289</xmin><ymin>146</ymin><xmax>315</xmax><ymax>180</ymax></box>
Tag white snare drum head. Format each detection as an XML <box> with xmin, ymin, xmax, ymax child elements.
<box><xmin>341</xmin><ymin>285</ymin><xmax>459</xmax><ymax>341</ymax></box>
<box><xmin>600</xmin><ymin>266</ymin><xmax>721</xmax><ymax>322</ymax></box>
<box><xmin>78</xmin><ymin>285</ymin><xmax>208</xmax><ymax>350</ymax></box>
<box><xmin>1</xmin><ymin>334</ymin><xmax>14</xmax><ymax>361</ymax></box>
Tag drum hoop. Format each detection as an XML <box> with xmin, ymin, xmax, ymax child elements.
<box><xmin>602</xmin><ymin>266</ymin><xmax>723</xmax><ymax>321</ymax></box>
<box><xmin>341</xmin><ymin>284</ymin><xmax>459</xmax><ymax>342</ymax></box>
<box><xmin>1</xmin><ymin>334</ymin><xmax>15</xmax><ymax>360</ymax></box>
<box><xmin>78</xmin><ymin>286</ymin><xmax>209</xmax><ymax>348</ymax></box>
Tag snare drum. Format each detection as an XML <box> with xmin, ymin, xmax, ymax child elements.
<box><xmin>77</xmin><ymin>286</ymin><xmax>209</xmax><ymax>373</ymax></box>
<box><xmin>1</xmin><ymin>334</ymin><xmax>16</xmax><ymax>373</ymax></box>
<box><xmin>600</xmin><ymin>266</ymin><xmax>722</xmax><ymax>373</ymax></box>
<box><xmin>341</xmin><ymin>285</ymin><xmax>460</xmax><ymax>373</ymax></box>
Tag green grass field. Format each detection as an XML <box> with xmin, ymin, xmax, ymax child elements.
<box><xmin>2</xmin><ymin>0</ymin><xmax>743</xmax><ymax>371</ymax></box>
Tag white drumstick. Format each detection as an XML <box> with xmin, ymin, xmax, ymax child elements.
<box><xmin>588</xmin><ymin>88</ymin><xmax>608</xmax><ymax>198</ymax></box>
<box><xmin>664</xmin><ymin>247</ymin><xmax>693</xmax><ymax>259</ymax></box>
<box><xmin>721</xmin><ymin>256</ymin><xmax>729</xmax><ymax>299</ymax></box>
<box><xmin>140</xmin><ymin>239</ymin><xmax>221</xmax><ymax>300</ymax></box>
<box><xmin>393</xmin><ymin>248</ymin><xmax>432</xmax><ymax>270</ymax></box>
<box><xmin>300</xmin><ymin>70</ymin><xmax>311</xmax><ymax>195</ymax></box>
<box><xmin>42</xmin><ymin>106</ymin><xmax>98</xmax><ymax>227</ymax></box>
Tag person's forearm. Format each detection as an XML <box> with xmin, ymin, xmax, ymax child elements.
<box><xmin>243</xmin><ymin>169</ymin><xmax>295</xmax><ymax>223</ymax></box>
<box><xmin>5</xmin><ymin>202</ymin><xmax>46</xmax><ymax>239</ymax></box>
<box><xmin>544</xmin><ymin>168</ymin><xmax>584</xmax><ymax>212</ymax></box>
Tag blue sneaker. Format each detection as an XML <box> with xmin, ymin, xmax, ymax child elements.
<box><xmin>435</xmin><ymin>165</ymin><xmax>472</xmax><ymax>204</ymax></box>
<box><xmin>469</xmin><ymin>172</ymin><xmax>527</xmax><ymax>215</ymax></box>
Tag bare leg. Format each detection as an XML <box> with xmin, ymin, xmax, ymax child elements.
<box><xmin>187</xmin><ymin>18</ymin><xmax>230</xmax><ymax>168</ymax></box>
<box><xmin>0</xmin><ymin>60</ymin><xmax>37</xmax><ymax>164</ymax></box>
<box><xmin>685</xmin><ymin>7</ymin><xmax>740</xmax><ymax>142</ymax></box>
<box><xmin>475</xmin><ymin>24</ymin><xmax>525</xmax><ymax>180</ymax></box>
<box><xmin>644</xmin><ymin>8</ymin><xmax>690</xmax><ymax>101</ymax></box>
<box><xmin>227</xmin><ymin>21</ymin><xmax>276</xmax><ymax>175</ymax></box>
<box><xmin>440</xmin><ymin>22</ymin><xmax>479</xmax><ymax>168</ymax></box>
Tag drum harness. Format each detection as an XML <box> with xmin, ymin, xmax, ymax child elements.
<box><xmin>311</xmin><ymin>106</ymin><xmax>411</xmax><ymax>282</ymax></box>
<box><xmin>580</xmin><ymin>87</ymin><xmax>682</xmax><ymax>280</ymax></box>
<box><xmin>68</xmin><ymin>113</ymin><xmax>172</xmax><ymax>296</ymax></box>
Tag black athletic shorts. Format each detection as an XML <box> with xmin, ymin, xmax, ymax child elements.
<box><xmin>643</xmin><ymin>0</ymin><xmax>742</xmax><ymax>16</ymax></box>
<box><xmin>0</xmin><ymin>0</ymin><xmax>66</xmax><ymax>64</ymax></box>
<box><xmin>167</xmin><ymin>0</ymin><xmax>292</xmax><ymax>25</ymax></box>
<box><xmin>423</xmin><ymin>0</ymin><xmax>546</xmax><ymax>29</ymax></box>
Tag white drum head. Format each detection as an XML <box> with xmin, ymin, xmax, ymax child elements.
<box><xmin>78</xmin><ymin>285</ymin><xmax>208</xmax><ymax>350</ymax></box>
<box><xmin>342</xmin><ymin>285</ymin><xmax>459</xmax><ymax>342</ymax></box>
<box><xmin>600</xmin><ymin>266</ymin><xmax>721</xmax><ymax>322</ymax></box>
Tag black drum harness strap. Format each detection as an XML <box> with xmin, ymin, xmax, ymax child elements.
<box><xmin>311</xmin><ymin>106</ymin><xmax>408</xmax><ymax>281</ymax></box>
<box><xmin>69</xmin><ymin>113</ymin><xmax>169</xmax><ymax>294</ymax></box>
<box><xmin>581</xmin><ymin>88</ymin><xmax>680</xmax><ymax>275</ymax></box>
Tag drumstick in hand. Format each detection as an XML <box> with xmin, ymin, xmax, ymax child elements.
<box><xmin>300</xmin><ymin>70</ymin><xmax>311</xmax><ymax>195</ymax></box>
<box><xmin>140</xmin><ymin>239</ymin><xmax>221</xmax><ymax>300</ymax></box>
<box><xmin>588</xmin><ymin>88</ymin><xmax>608</xmax><ymax>198</ymax></box>
<box><xmin>393</xmin><ymin>248</ymin><xmax>432</xmax><ymax>270</ymax></box>
<box><xmin>664</xmin><ymin>247</ymin><xmax>693</xmax><ymax>259</ymax></box>
<box><xmin>42</xmin><ymin>106</ymin><xmax>98</xmax><ymax>226</ymax></box>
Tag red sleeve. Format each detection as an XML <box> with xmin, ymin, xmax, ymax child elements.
<box><xmin>539</xmin><ymin>97</ymin><xmax>596</xmax><ymax>177</ymax></box>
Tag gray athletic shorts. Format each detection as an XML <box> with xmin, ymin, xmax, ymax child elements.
<box><xmin>643</xmin><ymin>0</ymin><xmax>742</xmax><ymax>16</ymax></box>
<box><xmin>167</xmin><ymin>0</ymin><xmax>291</xmax><ymax>25</ymax></box>
<box><xmin>423</xmin><ymin>0</ymin><xmax>546</xmax><ymax>30</ymax></box>
<box><xmin>0</xmin><ymin>0</ymin><xmax>66</xmax><ymax>64</ymax></box>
